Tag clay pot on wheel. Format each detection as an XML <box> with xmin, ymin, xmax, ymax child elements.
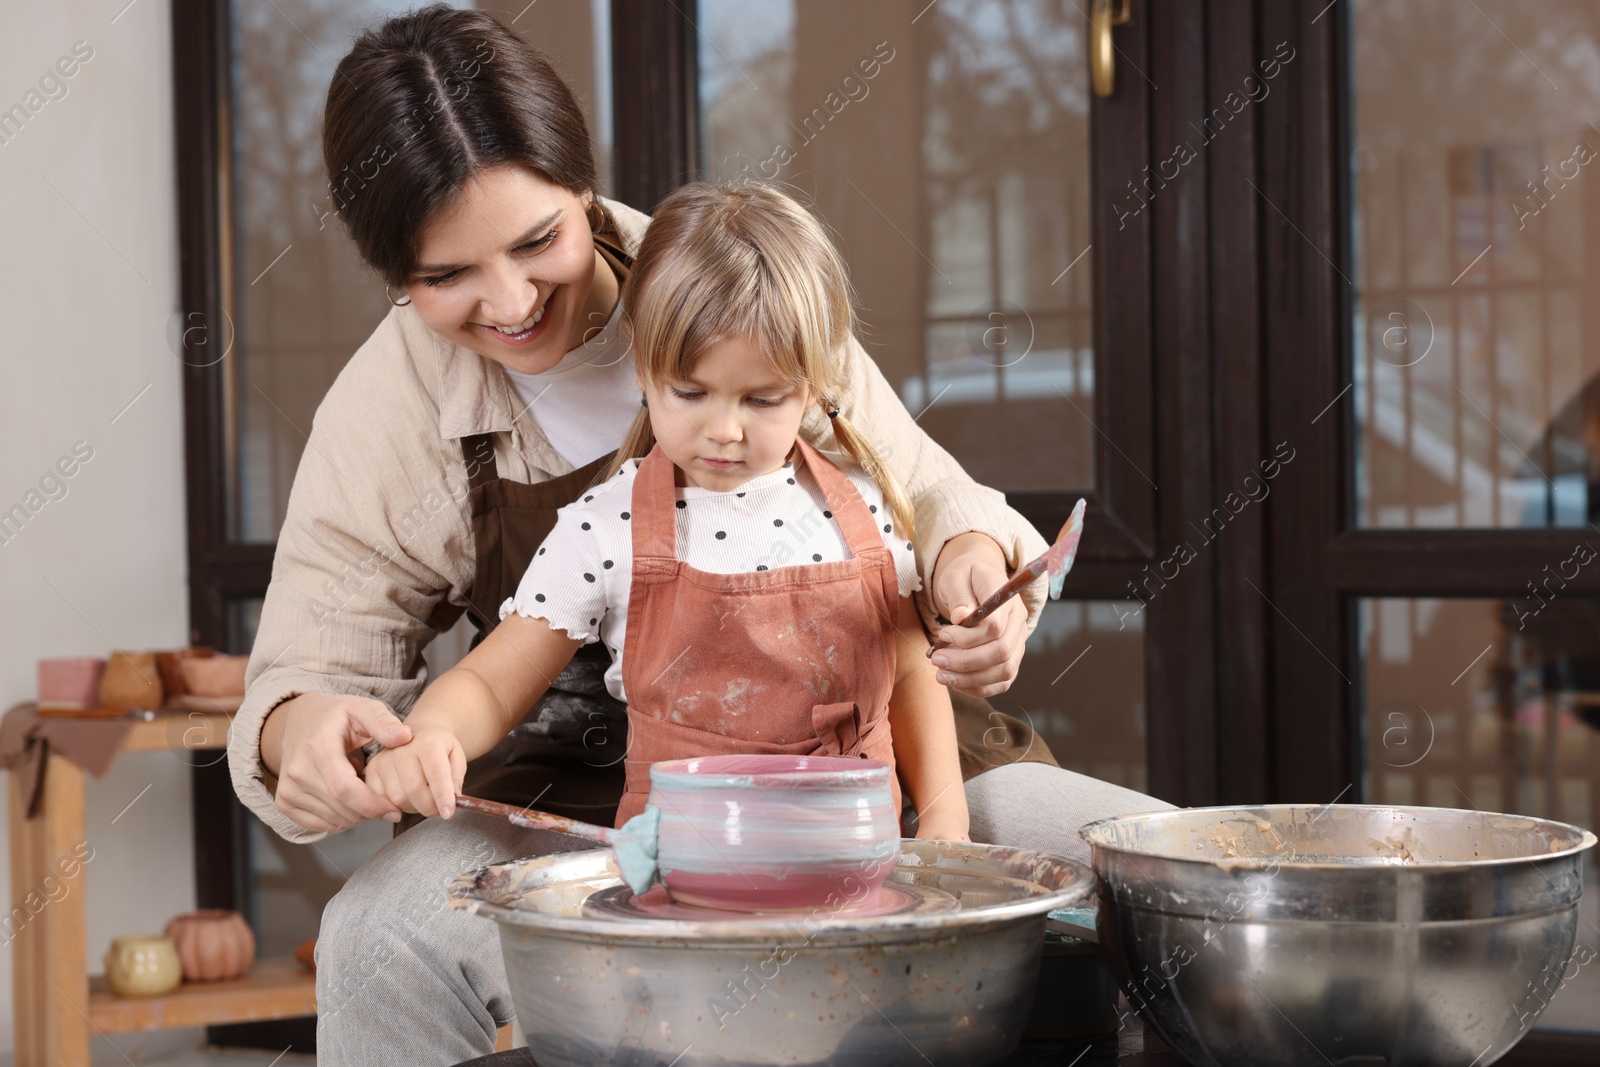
<box><xmin>649</xmin><ymin>754</ymin><xmax>900</xmax><ymax>912</ymax></box>
<box><xmin>163</xmin><ymin>909</ymin><xmax>256</xmax><ymax>981</ymax></box>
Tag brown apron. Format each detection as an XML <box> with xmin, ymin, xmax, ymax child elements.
<box><xmin>615</xmin><ymin>439</ymin><xmax>901</xmax><ymax>826</ymax></box>
<box><xmin>395</xmin><ymin>441</ymin><xmax>630</xmax><ymax>834</ymax></box>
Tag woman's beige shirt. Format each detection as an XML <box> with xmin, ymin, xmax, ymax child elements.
<box><xmin>228</xmin><ymin>198</ymin><xmax>1050</xmax><ymax>844</ymax></box>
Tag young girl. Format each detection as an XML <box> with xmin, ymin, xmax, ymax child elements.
<box><xmin>364</xmin><ymin>182</ymin><xmax>970</xmax><ymax>842</ymax></box>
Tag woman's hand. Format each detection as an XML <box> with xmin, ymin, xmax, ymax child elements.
<box><xmin>261</xmin><ymin>692</ymin><xmax>413</xmax><ymax>834</ymax></box>
<box><xmin>928</xmin><ymin>531</ymin><xmax>1027</xmax><ymax>698</ymax></box>
<box><xmin>362</xmin><ymin>727</ymin><xmax>467</xmax><ymax>820</ymax></box>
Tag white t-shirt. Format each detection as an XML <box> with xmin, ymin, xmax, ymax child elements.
<box><xmin>500</xmin><ymin>452</ymin><xmax>921</xmax><ymax>703</ymax></box>
<box><xmin>501</xmin><ymin>303</ymin><xmax>640</xmax><ymax>468</ymax></box>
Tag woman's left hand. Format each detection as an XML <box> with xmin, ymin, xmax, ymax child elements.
<box><xmin>928</xmin><ymin>532</ymin><xmax>1027</xmax><ymax>698</ymax></box>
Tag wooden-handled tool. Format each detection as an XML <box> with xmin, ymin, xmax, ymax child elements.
<box><xmin>454</xmin><ymin>794</ymin><xmax>618</xmax><ymax>843</ymax></box>
<box><xmin>454</xmin><ymin>793</ymin><xmax>662</xmax><ymax>894</ymax></box>
<box><xmin>926</xmin><ymin>497</ymin><xmax>1086</xmax><ymax>657</ymax></box>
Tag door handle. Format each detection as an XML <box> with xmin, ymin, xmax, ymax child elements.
<box><xmin>1091</xmin><ymin>0</ymin><xmax>1132</xmax><ymax>97</ymax></box>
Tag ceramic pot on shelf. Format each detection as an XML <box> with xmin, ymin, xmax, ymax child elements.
<box><xmin>179</xmin><ymin>654</ymin><xmax>248</xmax><ymax>698</ymax></box>
<box><xmin>164</xmin><ymin>909</ymin><xmax>255</xmax><ymax>981</ymax></box>
<box><xmin>99</xmin><ymin>652</ymin><xmax>163</xmax><ymax>711</ymax></box>
<box><xmin>103</xmin><ymin>935</ymin><xmax>182</xmax><ymax>996</ymax></box>
<box><xmin>37</xmin><ymin>657</ymin><xmax>106</xmax><ymax>709</ymax></box>
<box><xmin>154</xmin><ymin>647</ymin><xmax>214</xmax><ymax>703</ymax></box>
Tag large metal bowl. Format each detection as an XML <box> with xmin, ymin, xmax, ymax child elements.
<box><xmin>448</xmin><ymin>840</ymin><xmax>1092</xmax><ymax>1066</ymax></box>
<box><xmin>1077</xmin><ymin>804</ymin><xmax>1597</xmax><ymax>1067</ymax></box>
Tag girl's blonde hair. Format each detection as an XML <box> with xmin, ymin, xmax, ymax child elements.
<box><xmin>604</xmin><ymin>181</ymin><xmax>914</xmax><ymax>539</ymax></box>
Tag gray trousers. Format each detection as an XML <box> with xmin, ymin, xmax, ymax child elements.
<box><xmin>313</xmin><ymin>762</ymin><xmax>1173</xmax><ymax>1066</ymax></box>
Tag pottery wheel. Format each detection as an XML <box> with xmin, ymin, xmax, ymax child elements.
<box><xmin>582</xmin><ymin>880</ymin><xmax>959</xmax><ymax>922</ymax></box>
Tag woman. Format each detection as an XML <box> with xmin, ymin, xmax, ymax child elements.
<box><xmin>226</xmin><ymin>7</ymin><xmax>1168</xmax><ymax>1065</ymax></box>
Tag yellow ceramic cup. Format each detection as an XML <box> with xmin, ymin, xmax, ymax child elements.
<box><xmin>103</xmin><ymin>935</ymin><xmax>182</xmax><ymax>996</ymax></box>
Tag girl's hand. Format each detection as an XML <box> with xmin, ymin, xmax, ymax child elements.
<box><xmin>929</xmin><ymin>532</ymin><xmax>1027</xmax><ymax>698</ymax></box>
<box><xmin>362</xmin><ymin>728</ymin><xmax>467</xmax><ymax>819</ymax></box>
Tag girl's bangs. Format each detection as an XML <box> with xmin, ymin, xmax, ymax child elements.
<box><xmin>648</xmin><ymin>247</ymin><xmax>818</xmax><ymax>390</ymax></box>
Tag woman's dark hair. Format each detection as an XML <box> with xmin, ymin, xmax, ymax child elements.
<box><xmin>322</xmin><ymin>3</ymin><xmax>596</xmax><ymax>287</ymax></box>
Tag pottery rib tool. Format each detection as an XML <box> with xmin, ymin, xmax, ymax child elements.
<box><xmin>455</xmin><ymin>794</ymin><xmax>662</xmax><ymax>894</ymax></box>
<box><xmin>926</xmin><ymin>497</ymin><xmax>1086</xmax><ymax>657</ymax></box>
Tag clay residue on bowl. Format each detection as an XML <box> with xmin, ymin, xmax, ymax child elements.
<box><xmin>448</xmin><ymin>852</ymin><xmax>617</xmax><ymax>915</ymax></box>
<box><xmin>1193</xmin><ymin>816</ymin><xmax>1289</xmax><ymax>861</ymax></box>
<box><xmin>1365</xmin><ymin>825</ymin><xmax>1419</xmax><ymax>863</ymax></box>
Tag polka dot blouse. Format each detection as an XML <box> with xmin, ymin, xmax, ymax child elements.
<box><xmin>501</xmin><ymin>452</ymin><xmax>920</xmax><ymax>703</ymax></box>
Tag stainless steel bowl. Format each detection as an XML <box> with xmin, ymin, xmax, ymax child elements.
<box><xmin>448</xmin><ymin>840</ymin><xmax>1093</xmax><ymax>1066</ymax></box>
<box><xmin>1077</xmin><ymin>804</ymin><xmax>1597</xmax><ymax>1067</ymax></box>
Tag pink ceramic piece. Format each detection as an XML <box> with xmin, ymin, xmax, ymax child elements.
<box><xmin>37</xmin><ymin>658</ymin><xmax>106</xmax><ymax>709</ymax></box>
<box><xmin>647</xmin><ymin>754</ymin><xmax>900</xmax><ymax>913</ymax></box>
<box><xmin>180</xmin><ymin>654</ymin><xmax>248</xmax><ymax>697</ymax></box>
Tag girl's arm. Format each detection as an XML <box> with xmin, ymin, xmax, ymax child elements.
<box><xmin>886</xmin><ymin>594</ymin><xmax>971</xmax><ymax>841</ymax></box>
<box><xmin>364</xmin><ymin>615</ymin><xmax>583</xmax><ymax>818</ymax></box>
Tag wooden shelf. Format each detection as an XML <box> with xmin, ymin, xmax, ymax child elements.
<box><xmin>88</xmin><ymin>955</ymin><xmax>315</xmax><ymax>1033</ymax></box>
<box><xmin>7</xmin><ymin>708</ymin><xmax>259</xmax><ymax>1067</ymax></box>
<box><xmin>124</xmin><ymin>712</ymin><xmax>232</xmax><ymax>753</ymax></box>
<box><xmin>32</xmin><ymin>710</ymin><xmax>232</xmax><ymax>754</ymax></box>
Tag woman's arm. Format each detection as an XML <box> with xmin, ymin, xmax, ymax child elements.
<box><xmin>364</xmin><ymin>615</ymin><xmax>583</xmax><ymax>818</ymax></box>
<box><xmin>238</xmin><ymin>498</ymin><xmax>456</xmax><ymax>839</ymax></box>
<box><xmin>821</xmin><ymin>336</ymin><xmax>1050</xmax><ymax>696</ymax></box>
<box><xmin>230</xmin><ymin>314</ymin><xmax>485</xmax><ymax>841</ymax></box>
<box><xmin>886</xmin><ymin>595</ymin><xmax>970</xmax><ymax>841</ymax></box>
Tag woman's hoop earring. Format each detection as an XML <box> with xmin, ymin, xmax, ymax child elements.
<box><xmin>385</xmin><ymin>286</ymin><xmax>412</xmax><ymax>307</ymax></box>
<box><xmin>586</xmin><ymin>198</ymin><xmax>606</xmax><ymax>233</ymax></box>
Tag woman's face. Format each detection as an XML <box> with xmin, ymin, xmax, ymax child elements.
<box><xmin>404</xmin><ymin>164</ymin><xmax>610</xmax><ymax>374</ymax></box>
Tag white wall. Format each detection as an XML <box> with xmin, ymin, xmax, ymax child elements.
<box><xmin>0</xmin><ymin>0</ymin><xmax>199</xmax><ymax>1055</ymax></box>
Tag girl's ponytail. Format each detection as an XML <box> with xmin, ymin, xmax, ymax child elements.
<box><xmin>827</xmin><ymin>405</ymin><xmax>915</xmax><ymax>542</ymax></box>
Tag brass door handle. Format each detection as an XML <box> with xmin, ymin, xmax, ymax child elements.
<box><xmin>1091</xmin><ymin>0</ymin><xmax>1132</xmax><ymax>97</ymax></box>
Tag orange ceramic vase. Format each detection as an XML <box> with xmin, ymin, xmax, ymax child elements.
<box><xmin>99</xmin><ymin>652</ymin><xmax>163</xmax><ymax>711</ymax></box>
<box><xmin>163</xmin><ymin>909</ymin><xmax>255</xmax><ymax>982</ymax></box>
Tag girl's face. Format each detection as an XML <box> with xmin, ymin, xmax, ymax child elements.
<box><xmin>404</xmin><ymin>164</ymin><xmax>613</xmax><ymax>373</ymax></box>
<box><xmin>641</xmin><ymin>337</ymin><xmax>812</xmax><ymax>492</ymax></box>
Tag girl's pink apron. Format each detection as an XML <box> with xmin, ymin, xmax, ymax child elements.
<box><xmin>615</xmin><ymin>438</ymin><xmax>902</xmax><ymax>827</ymax></box>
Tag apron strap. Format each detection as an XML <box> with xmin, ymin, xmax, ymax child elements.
<box><xmin>791</xmin><ymin>438</ymin><xmax>891</xmax><ymax>564</ymax></box>
<box><xmin>632</xmin><ymin>444</ymin><xmax>681</xmax><ymax>563</ymax></box>
<box><xmin>462</xmin><ymin>433</ymin><xmax>498</xmax><ymax>490</ymax></box>
<box><xmin>792</xmin><ymin>438</ymin><xmax>901</xmax><ymax>612</ymax></box>
<box><xmin>634</xmin><ymin>439</ymin><xmax>896</xmax><ymax>566</ymax></box>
